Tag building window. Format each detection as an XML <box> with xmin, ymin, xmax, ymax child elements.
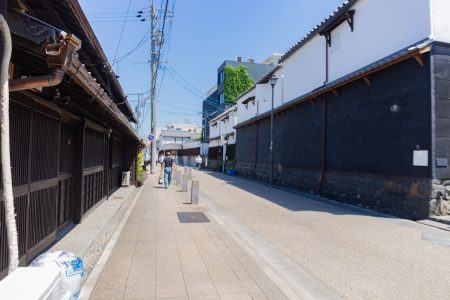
<box><xmin>218</xmin><ymin>70</ymin><xmax>224</xmax><ymax>84</ymax></box>
<box><xmin>219</xmin><ymin>92</ymin><xmax>224</xmax><ymax>104</ymax></box>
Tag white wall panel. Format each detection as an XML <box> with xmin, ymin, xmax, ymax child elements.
<box><xmin>430</xmin><ymin>0</ymin><xmax>450</xmax><ymax>43</ymax></box>
<box><xmin>329</xmin><ymin>0</ymin><xmax>431</xmax><ymax>81</ymax></box>
<box><xmin>282</xmin><ymin>35</ymin><xmax>326</xmax><ymax>101</ymax></box>
<box><xmin>237</xmin><ymin>89</ymin><xmax>257</xmax><ymax>123</ymax></box>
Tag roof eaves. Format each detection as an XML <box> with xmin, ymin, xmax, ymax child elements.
<box><xmin>257</xmin><ymin>65</ymin><xmax>282</xmax><ymax>84</ymax></box>
<box><xmin>235</xmin><ymin>85</ymin><xmax>256</xmax><ymax>102</ymax></box>
<box><xmin>66</xmin><ymin>0</ymin><xmax>137</xmax><ymax>123</ymax></box>
<box><xmin>209</xmin><ymin>105</ymin><xmax>237</xmax><ymax>123</ymax></box>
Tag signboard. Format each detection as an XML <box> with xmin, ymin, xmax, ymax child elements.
<box><xmin>413</xmin><ymin>150</ymin><xmax>428</xmax><ymax>166</ymax></box>
<box><xmin>148</xmin><ymin>134</ymin><xmax>155</xmax><ymax>142</ymax></box>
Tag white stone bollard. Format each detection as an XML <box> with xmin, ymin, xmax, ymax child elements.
<box><xmin>191</xmin><ymin>180</ymin><xmax>199</xmax><ymax>204</ymax></box>
<box><xmin>182</xmin><ymin>174</ymin><xmax>189</xmax><ymax>192</ymax></box>
<box><xmin>176</xmin><ymin>170</ymin><xmax>181</xmax><ymax>186</ymax></box>
<box><xmin>188</xmin><ymin>167</ymin><xmax>192</xmax><ymax>179</ymax></box>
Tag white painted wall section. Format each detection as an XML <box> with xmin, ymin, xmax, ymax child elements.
<box><xmin>209</xmin><ymin>122</ymin><xmax>219</xmax><ymax>139</ymax></box>
<box><xmin>328</xmin><ymin>0</ymin><xmax>431</xmax><ymax>81</ymax></box>
<box><xmin>430</xmin><ymin>0</ymin><xmax>450</xmax><ymax>43</ymax></box>
<box><xmin>282</xmin><ymin>35</ymin><xmax>326</xmax><ymax>101</ymax></box>
<box><xmin>237</xmin><ymin>88</ymin><xmax>257</xmax><ymax>123</ymax></box>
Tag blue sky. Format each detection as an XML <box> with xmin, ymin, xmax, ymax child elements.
<box><xmin>79</xmin><ymin>0</ymin><xmax>344</xmax><ymax>137</ymax></box>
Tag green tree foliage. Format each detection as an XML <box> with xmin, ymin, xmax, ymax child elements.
<box><xmin>223</xmin><ymin>65</ymin><xmax>254</xmax><ymax>104</ymax></box>
<box><xmin>137</xmin><ymin>150</ymin><xmax>145</xmax><ymax>182</ymax></box>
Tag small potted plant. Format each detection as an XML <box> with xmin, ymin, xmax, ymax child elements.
<box><xmin>227</xmin><ymin>159</ymin><xmax>237</xmax><ymax>175</ymax></box>
<box><xmin>136</xmin><ymin>173</ymin><xmax>145</xmax><ymax>187</ymax></box>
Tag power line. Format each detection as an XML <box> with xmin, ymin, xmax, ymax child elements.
<box><xmin>164</xmin><ymin>67</ymin><xmax>220</xmax><ymax>109</ymax></box>
<box><xmin>112</xmin><ymin>0</ymin><xmax>133</xmax><ymax>66</ymax></box>
<box><xmin>112</xmin><ymin>29</ymin><xmax>151</xmax><ymax>64</ymax></box>
<box><xmin>167</xmin><ymin>65</ymin><xmax>204</xmax><ymax>95</ymax></box>
<box><xmin>86</xmin><ymin>10</ymin><xmax>145</xmax><ymax>15</ymax></box>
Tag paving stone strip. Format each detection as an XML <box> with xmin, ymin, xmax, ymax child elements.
<box><xmin>88</xmin><ymin>174</ymin><xmax>290</xmax><ymax>300</ymax></box>
<box><xmin>82</xmin><ymin>188</ymin><xmax>140</xmax><ymax>280</ymax></box>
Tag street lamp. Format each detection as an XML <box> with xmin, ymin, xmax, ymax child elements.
<box><xmin>269</xmin><ymin>76</ymin><xmax>278</xmax><ymax>185</ymax></box>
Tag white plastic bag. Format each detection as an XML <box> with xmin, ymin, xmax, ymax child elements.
<box><xmin>30</xmin><ymin>250</ymin><xmax>84</xmax><ymax>300</ymax></box>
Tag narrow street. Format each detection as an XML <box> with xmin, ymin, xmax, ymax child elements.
<box><xmin>87</xmin><ymin>170</ymin><xmax>450</xmax><ymax>300</ymax></box>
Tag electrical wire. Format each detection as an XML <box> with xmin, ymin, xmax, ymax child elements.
<box><xmin>164</xmin><ymin>67</ymin><xmax>220</xmax><ymax>109</ymax></box>
<box><xmin>112</xmin><ymin>29</ymin><xmax>151</xmax><ymax>64</ymax></box>
<box><xmin>112</xmin><ymin>0</ymin><xmax>133</xmax><ymax>66</ymax></box>
<box><xmin>167</xmin><ymin>65</ymin><xmax>204</xmax><ymax>95</ymax></box>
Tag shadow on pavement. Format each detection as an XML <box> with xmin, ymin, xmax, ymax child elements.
<box><xmin>201</xmin><ymin>170</ymin><xmax>395</xmax><ymax>219</ymax></box>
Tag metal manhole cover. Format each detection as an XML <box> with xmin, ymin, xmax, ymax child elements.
<box><xmin>177</xmin><ymin>212</ymin><xmax>210</xmax><ymax>223</ymax></box>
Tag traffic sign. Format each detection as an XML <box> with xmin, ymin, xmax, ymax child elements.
<box><xmin>148</xmin><ymin>134</ymin><xmax>155</xmax><ymax>142</ymax></box>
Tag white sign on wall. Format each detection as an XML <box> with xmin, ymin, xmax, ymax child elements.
<box><xmin>413</xmin><ymin>150</ymin><xmax>428</xmax><ymax>167</ymax></box>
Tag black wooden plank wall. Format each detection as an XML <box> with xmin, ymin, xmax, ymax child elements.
<box><xmin>0</xmin><ymin>101</ymin><xmax>60</xmax><ymax>277</ymax></box>
<box><xmin>237</xmin><ymin>56</ymin><xmax>431</xmax><ymax>179</ymax></box>
<box><xmin>432</xmin><ymin>42</ymin><xmax>450</xmax><ymax>179</ymax></box>
<box><xmin>235</xmin><ymin>55</ymin><xmax>433</xmax><ymax>218</ymax></box>
<box><xmin>82</xmin><ymin>127</ymin><xmax>105</xmax><ymax>213</ymax></box>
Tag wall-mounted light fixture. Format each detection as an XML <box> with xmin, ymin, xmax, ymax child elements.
<box><xmin>390</xmin><ymin>103</ymin><xmax>400</xmax><ymax>113</ymax></box>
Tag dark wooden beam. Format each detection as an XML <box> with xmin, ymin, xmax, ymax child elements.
<box><xmin>362</xmin><ymin>76</ymin><xmax>372</xmax><ymax>86</ymax></box>
<box><xmin>332</xmin><ymin>89</ymin><xmax>340</xmax><ymax>97</ymax></box>
<box><xmin>414</xmin><ymin>54</ymin><xmax>424</xmax><ymax>67</ymax></box>
<box><xmin>73</xmin><ymin>119</ymin><xmax>85</xmax><ymax>224</ymax></box>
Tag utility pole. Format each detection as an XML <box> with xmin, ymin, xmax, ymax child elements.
<box><xmin>135</xmin><ymin>93</ymin><xmax>141</xmax><ymax>131</ymax></box>
<box><xmin>150</xmin><ymin>3</ymin><xmax>157</xmax><ymax>174</ymax></box>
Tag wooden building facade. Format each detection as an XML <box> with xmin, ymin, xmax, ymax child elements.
<box><xmin>0</xmin><ymin>0</ymin><xmax>142</xmax><ymax>278</ymax></box>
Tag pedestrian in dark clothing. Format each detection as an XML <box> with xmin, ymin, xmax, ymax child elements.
<box><xmin>162</xmin><ymin>151</ymin><xmax>176</xmax><ymax>189</ymax></box>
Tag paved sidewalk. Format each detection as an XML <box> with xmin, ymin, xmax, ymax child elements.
<box><xmin>89</xmin><ymin>175</ymin><xmax>287</xmax><ymax>300</ymax></box>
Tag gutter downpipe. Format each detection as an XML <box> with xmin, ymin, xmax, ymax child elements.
<box><xmin>0</xmin><ymin>13</ymin><xmax>19</xmax><ymax>273</ymax></box>
<box><xmin>9</xmin><ymin>68</ymin><xmax>65</xmax><ymax>91</ymax></box>
<box><xmin>318</xmin><ymin>38</ymin><xmax>329</xmax><ymax>193</ymax></box>
<box><xmin>318</xmin><ymin>98</ymin><xmax>328</xmax><ymax>193</ymax></box>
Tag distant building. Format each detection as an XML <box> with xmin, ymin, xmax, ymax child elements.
<box><xmin>202</xmin><ymin>54</ymin><xmax>281</xmax><ymax>142</ymax></box>
<box><xmin>216</xmin><ymin>54</ymin><xmax>281</xmax><ymax>110</ymax></box>
<box><xmin>202</xmin><ymin>84</ymin><xmax>219</xmax><ymax>142</ymax></box>
<box><xmin>208</xmin><ymin>105</ymin><xmax>238</xmax><ymax>171</ymax></box>
<box><xmin>157</xmin><ymin>123</ymin><xmax>202</xmax><ymax>153</ymax></box>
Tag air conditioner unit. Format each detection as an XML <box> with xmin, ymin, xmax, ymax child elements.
<box><xmin>121</xmin><ymin>171</ymin><xmax>130</xmax><ymax>187</ymax></box>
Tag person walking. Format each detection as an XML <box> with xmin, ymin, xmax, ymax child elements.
<box><xmin>158</xmin><ymin>154</ymin><xmax>164</xmax><ymax>185</ymax></box>
<box><xmin>195</xmin><ymin>155</ymin><xmax>203</xmax><ymax>170</ymax></box>
<box><xmin>162</xmin><ymin>151</ymin><xmax>176</xmax><ymax>189</ymax></box>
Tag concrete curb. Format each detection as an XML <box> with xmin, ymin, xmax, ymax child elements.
<box><xmin>78</xmin><ymin>181</ymin><xmax>146</xmax><ymax>300</ymax></box>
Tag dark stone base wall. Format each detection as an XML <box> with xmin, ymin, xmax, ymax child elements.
<box><xmin>236</xmin><ymin>162</ymin><xmax>430</xmax><ymax>219</ymax></box>
<box><xmin>322</xmin><ymin>172</ymin><xmax>430</xmax><ymax>219</ymax></box>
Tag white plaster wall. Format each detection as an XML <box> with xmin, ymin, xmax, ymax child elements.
<box><xmin>209</xmin><ymin>139</ymin><xmax>220</xmax><ymax>148</ymax></box>
<box><xmin>237</xmin><ymin>88</ymin><xmax>257</xmax><ymax>123</ymax></box>
<box><xmin>220</xmin><ymin>111</ymin><xmax>236</xmax><ymax>136</ymax></box>
<box><xmin>255</xmin><ymin>68</ymin><xmax>285</xmax><ymax>116</ymax></box>
<box><xmin>282</xmin><ymin>35</ymin><xmax>326</xmax><ymax>101</ymax></box>
<box><xmin>430</xmin><ymin>0</ymin><xmax>450</xmax><ymax>42</ymax></box>
<box><xmin>329</xmin><ymin>0</ymin><xmax>431</xmax><ymax>81</ymax></box>
<box><xmin>209</xmin><ymin>123</ymin><xmax>219</xmax><ymax>139</ymax></box>
<box><xmin>255</xmin><ymin>83</ymin><xmax>271</xmax><ymax>116</ymax></box>
<box><xmin>182</xmin><ymin>141</ymin><xmax>201</xmax><ymax>149</ymax></box>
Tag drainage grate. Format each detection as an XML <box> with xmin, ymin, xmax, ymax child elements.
<box><xmin>177</xmin><ymin>212</ymin><xmax>210</xmax><ymax>223</ymax></box>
